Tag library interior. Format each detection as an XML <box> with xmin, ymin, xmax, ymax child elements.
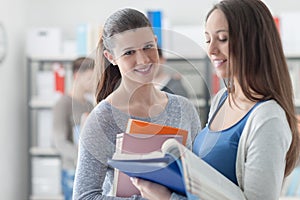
<box><xmin>0</xmin><ymin>0</ymin><xmax>300</xmax><ymax>199</ymax></box>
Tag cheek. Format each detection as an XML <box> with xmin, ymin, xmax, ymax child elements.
<box><xmin>116</xmin><ymin>58</ymin><xmax>135</xmax><ymax>73</ymax></box>
<box><xmin>222</xmin><ymin>44</ymin><xmax>229</xmax><ymax>56</ymax></box>
<box><xmin>148</xmin><ymin>49</ymin><xmax>159</xmax><ymax>62</ymax></box>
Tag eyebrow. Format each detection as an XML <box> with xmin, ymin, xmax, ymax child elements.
<box><xmin>205</xmin><ymin>29</ymin><xmax>228</xmax><ymax>35</ymax></box>
<box><xmin>121</xmin><ymin>41</ymin><xmax>155</xmax><ymax>52</ymax></box>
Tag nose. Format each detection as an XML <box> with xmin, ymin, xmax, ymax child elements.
<box><xmin>135</xmin><ymin>49</ymin><xmax>150</xmax><ymax>65</ymax></box>
<box><xmin>207</xmin><ymin>40</ymin><xmax>219</xmax><ymax>56</ymax></box>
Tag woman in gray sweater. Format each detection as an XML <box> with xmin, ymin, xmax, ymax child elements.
<box><xmin>73</xmin><ymin>8</ymin><xmax>201</xmax><ymax>200</ymax></box>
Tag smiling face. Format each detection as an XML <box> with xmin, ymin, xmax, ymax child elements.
<box><xmin>104</xmin><ymin>27</ymin><xmax>159</xmax><ymax>85</ymax></box>
<box><xmin>205</xmin><ymin>9</ymin><xmax>229</xmax><ymax>79</ymax></box>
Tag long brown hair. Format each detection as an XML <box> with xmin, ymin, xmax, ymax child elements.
<box><xmin>94</xmin><ymin>8</ymin><xmax>152</xmax><ymax>104</ymax></box>
<box><xmin>206</xmin><ymin>0</ymin><xmax>299</xmax><ymax>176</ymax></box>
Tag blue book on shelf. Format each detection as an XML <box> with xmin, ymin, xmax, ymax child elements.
<box><xmin>108</xmin><ymin>153</ymin><xmax>186</xmax><ymax>196</ymax></box>
<box><xmin>76</xmin><ymin>24</ymin><xmax>88</xmax><ymax>56</ymax></box>
<box><xmin>147</xmin><ymin>10</ymin><xmax>162</xmax><ymax>48</ymax></box>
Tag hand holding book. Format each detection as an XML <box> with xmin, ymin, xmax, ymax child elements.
<box><xmin>109</xmin><ymin>138</ymin><xmax>245</xmax><ymax>200</ymax></box>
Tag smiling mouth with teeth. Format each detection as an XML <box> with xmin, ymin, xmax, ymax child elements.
<box><xmin>213</xmin><ymin>59</ymin><xmax>227</xmax><ymax>68</ymax></box>
<box><xmin>135</xmin><ymin>65</ymin><xmax>152</xmax><ymax>73</ymax></box>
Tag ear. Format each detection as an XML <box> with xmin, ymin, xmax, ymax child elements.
<box><xmin>103</xmin><ymin>50</ymin><xmax>116</xmax><ymax>65</ymax></box>
<box><xmin>154</xmin><ymin>36</ymin><xmax>158</xmax><ymax>44</ymax></box>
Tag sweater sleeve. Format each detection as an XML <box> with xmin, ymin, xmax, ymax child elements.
<box><xmin>236</xmin><ymin>102</ymin><xmax>292</xmax><ymax>200</ymax></box>
<box><xmin>73</xmin><ymin>108</ymin><xmax>146</xmax><ymax>200</ymax></box>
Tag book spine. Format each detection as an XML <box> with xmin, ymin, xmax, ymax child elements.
<box><xmin>113</xmin><ymin>134</ymin><xmax>124</xmax><ymax>196</ymax></box>
<box><xmin>115</xmin><ymin>134</ymin><xmax>124</xmax><ymax>154</ymax></box>
<box><xmin>125</xmin><ymin>119</ymin><xmax>133</xmax><ymax>134</ymax></box>
<box><xmin>147</xmin><ymin>11</ymin><xmax>162</xmax><ymax>48</ymax></box>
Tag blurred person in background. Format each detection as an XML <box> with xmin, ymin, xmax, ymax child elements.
<box><xmin>53</xmin><ymin>57</ymin><xmax>95</xmax><ymax>200</ymax></box>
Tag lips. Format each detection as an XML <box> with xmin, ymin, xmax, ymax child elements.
<box><xmin>213</xmin><ymin>59</ymin><xmax>227</xmax><ymax>68</ymax></box>
<box><xmin>134</xmin><ymin>64</ymin><xmax>152</xmax><ymax>74</ymax></box>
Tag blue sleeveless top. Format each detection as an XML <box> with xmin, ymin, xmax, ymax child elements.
<box><xmin>192</xmin><ymin>91</ymin><xmax>263</xmax><ymax>185</ymax></box>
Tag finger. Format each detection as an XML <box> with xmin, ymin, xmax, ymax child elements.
<box><xmin>131</xmin><ymin>177</ymin><xmax>153</xmax><ymax>189</ymax></box>
<box><xmin>130</xmin><ymin>177</ymin><xmax>139</xmax><ymax>187</ymax></box>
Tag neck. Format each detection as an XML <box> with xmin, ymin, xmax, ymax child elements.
<box><xmin>116</xmin><ymin>83</ymin><xmax>160</xmax><ymax>105</ymax></box>
<box><xmin>107</xmin><ymin>81</ymin><xmax>167</xmax><ymax>118</ymax></box>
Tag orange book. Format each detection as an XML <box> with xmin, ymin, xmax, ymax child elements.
<box><xmin>125</xmin><ymin>119</ymin><xmax>188</xmax><ymax>145</ymax></box>
<box><xmin>113</xmin><ymin>133</ymin><xmax>183</xmax><ymax>197</ymax></box>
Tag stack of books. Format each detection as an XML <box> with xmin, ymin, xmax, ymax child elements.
<box><xmin>109</xmin><ymin>117</ymin><xmax>300</xmax><ymax>199</ymax></box>
<box><xmin>111</xmin><ymin>119</ymin><xmax>188</xmax><ymax>197</ymax></box>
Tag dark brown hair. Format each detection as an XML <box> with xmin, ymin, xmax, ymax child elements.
<box><xmin>206</xmin><ymin>0</ymin><xmax>299</xmax><ymax>176</ymax></box>
<box><xmin>94</xmin><ymin>8</ymin><xmax>152</xmax><ymax>104</ymax></box>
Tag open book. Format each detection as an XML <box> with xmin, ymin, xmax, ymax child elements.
<box><xmin>109</xmin><ymin>138</ymin><xmax>245</xmax><ymax>200</ymax></box>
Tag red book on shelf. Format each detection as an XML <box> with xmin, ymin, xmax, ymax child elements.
<box><xmin>273</xmin><ymin>16</ymin><xmax>280</xmax><ymax>35</ymax></box>
<box><xmin>53</xmin><ymin>63</ymin><xmax>65</xmax><ymax>94</ymax></box>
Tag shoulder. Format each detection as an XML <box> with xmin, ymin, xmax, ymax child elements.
<box><xmin>93</xmin><ymin>100</ymin><xmax>112</xmax><ymax>113</ymax></box>
<box><xmin>88</xmin><ymin>100</ymin><xmax>114</xmax><ymax>121</ymax></box>
<box><xmin>56</xmin><ymin>95</ymin><xmax>72</xmax><ymax>104</ymax></box>
<box><xmin>244</xmin><ymin>99</ymin><xmax>292</xmax><ymax>144</ymax></box>
<box><xmin>166</xmin><ymin>93</ymin><xmax>193</xmax><ymax>108</ymax></box>
<box><xmin>86</xmin><ymin>100</ymin><xmax>127</xmax><ymax>128</ymax></box>
<box><xmin>53</xmin><ymin>95</ymin><xmax>72</xmax><ymax>110</ymax></box>
<box><xmin>166</xmin><ymin>93</ymin><xmax>199</xmax><ymax>120</ymax></box>
<box><xmin>250</xmin><ymin>100</ymin><xmax>287</xmax><ymax>122</ymax></box>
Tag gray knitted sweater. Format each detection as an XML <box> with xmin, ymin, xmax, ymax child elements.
<box><xmin>73</xmin><ymin>93</ymin><xmax>201</xmax><ymax>199</ymax></box>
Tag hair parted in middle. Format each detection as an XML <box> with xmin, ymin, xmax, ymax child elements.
<box><xmin>94</xmin><ymin>8</ymin><xmax>153</xmax><ymax>104</ymax></box>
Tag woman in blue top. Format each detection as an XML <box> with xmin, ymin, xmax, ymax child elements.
<box><xmin>131</xmin><ymin>0</ymin><xmax>300</xmax><ymax>199</ymax></box>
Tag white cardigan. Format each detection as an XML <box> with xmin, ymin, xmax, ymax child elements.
<box><xmin>206</xmin><ymin>88</ymin><xmax>292</xmax><ymax>200</ymax></box>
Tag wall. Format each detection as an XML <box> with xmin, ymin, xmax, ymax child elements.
<box><xmin>26</xmin><ymin>0</ymin><xmax>300</xmax><ymax>40</ymax></box>
<box><xmin>26</xmin><ymin>0</ymin><xmax>215</xmax><ymax>39</ymax></box>
<box><xmin>0</xmin><ymin>0</ymin><xmax>28</xmax><ymax>199</ymax></box>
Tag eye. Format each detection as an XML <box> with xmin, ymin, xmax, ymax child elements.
<box><xmin>219</xmin><ymin>38</ymin><xmax>228</xmax><ymax>42</ymax></box>
<box><xmin>219</xmin><ymin>36</ymin><xmax>228</xmax><ymax>42</ymax></box>
<box><xmin>123</xmin><ymin>50</ymin><xmax>135</xmax><ymax>56</ymax></box>
<box><xmin>143</xmin><ymin>44</ymin><xmax>155</xmax><ymax>50</ymax></box>
<box><xmin>205</xmin><ymin>36</ymin><xmax>211</xmax><ymax>44</ymax></box>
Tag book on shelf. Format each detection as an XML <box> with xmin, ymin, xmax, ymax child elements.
<box><xmin>109</xmin><ymin>138</ymin><xmax>244</xmax><ymax>200</ymax></box>
<box><xmin>126</xmin><ymin>118</ymin><xmax>188</xmax><ymax>145</ymax></box>
<box><xmin>113</xmin><ymin>132</ymin><xmax>183</xmax><ymax>197</ymax></box>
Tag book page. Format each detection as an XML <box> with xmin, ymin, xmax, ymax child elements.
<box><xmin>161</xmin><ymin>138</ymin><xmax>182</xmax><ymax>159</ymax></box>
<box><xmin>162</xmin><ymin>139</ymin><xmax>245</xmax><ymax>200</ymax></box>
<box><xmin>112</xmin><ymin>151</ymin><xmax>164</xmax><ymax>161</ymax></box>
